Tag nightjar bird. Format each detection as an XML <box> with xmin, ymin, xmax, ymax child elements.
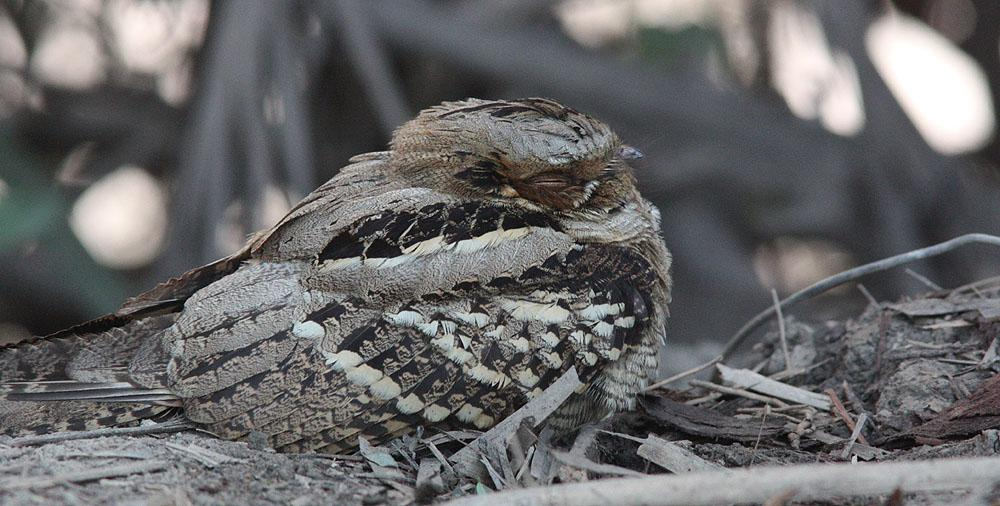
<box><xmin>0</xmin><ymin>98</ymin><xmax>671</xmax><ymax>453</ymax></box>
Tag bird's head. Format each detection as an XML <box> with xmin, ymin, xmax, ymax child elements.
<box><xmin>389</xmin><ymin>98</ymin><xmax>647</xmax><ymax>217</ymax></box>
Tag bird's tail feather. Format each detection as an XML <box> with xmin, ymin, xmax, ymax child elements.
<box><xmin>0</xmin><ymin>313</ymin><xmax>180</xmax><ymax>436</ymax></box>
<box><xmin>0</xmin><ymin>401</ymin><xmax>176</xmax><ymax>436</ymax></box>
<box><xmin>1</xmin><ymin>381</ymin><xmax>180</xmax><ymax>403</ymax></box>
<box><xmin>0</xmin><ymin>253</ymin><xmax>247</xmax><ymax>437</ymax></box>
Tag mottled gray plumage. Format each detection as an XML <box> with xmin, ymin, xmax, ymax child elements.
<box><xmin>0</xmin><ymin>98</ymin><xmax>671</xmax><ymax>453</ymax></box>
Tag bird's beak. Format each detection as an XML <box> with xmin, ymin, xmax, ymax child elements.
<box><xmin>619</xmin><ymin>145</ymin><xmax>644</xmax><ymax>160</ymax></box>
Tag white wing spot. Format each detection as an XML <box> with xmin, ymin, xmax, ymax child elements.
<box><xmin>467</xmin><ymin>364</ymin><xmax>512</xmax><ymax>388</ymax></box>
<box><xmin>445</xmin><ymin>347</ymin><xmax>475</xmax><ymax>365</ymax></box>
<box><xmin>291</xmin><ymin>320</ymin><xmax>325</xmax><ymax>340</ymax></box>
<box><xmin>431</xmin><ymin>334</ymin><xmax>456</xmax><ymax>351</ymax></box>
<box><xmin>614</xmin><ymin>316</ymin><xmax>636</xmax><ymax>328</ymax></box>
<box><xmin>592</xmin><ymin>321</ymin><xmax>614</xmax><ymax>338</ymax></box>
<box><xmin>439</xmin><ymin>320</ymin><xmax>457</xmax><ymax>335</ymax></box>
<box><xmin>600</xmin><ymin>347</ymin><xmax>622</xmax><ymax>361</ymax></box>
<box><xmin>423</xmin><ymin>404</ymin><xmax>451</xmax><ymax>422</ymax></box>
<box><xmin>484</xmin><ymin>325</ymin><xmax>506</xmax><ymax>339</ymax></box>
<box><xmin>578</xmin><ymin>303</ymin><xmax>622</xmax><ymax>321</ymax></box>
<box><xmin>416</xmin><ymin>321</ymin><xmax>440</xmax><ymax>337</ymax></box>
<box><xmin>501</xmin><ymin>300</ymin><xmax>570</xmax><ymax>324</ymax></box>
<box><xmin>450</xmin><ymin>311</ymin><xmax>490</xmax><ymax>328</ymax></box>
<box><xmin>361</xmin><ymin>228</ymin><xmax>535</xmax><ymax>270</ymax></box>
<box><xmin>507</xmin><ymin>337</ymin><xmax>532</xmax><ymax>353</ymax></box>
<box><xmin>325</xmin><ymin>350</ymin><xmax>363</xmax><ymax>371</ymax></box>
<box><xmin>402</xmin><ymin>235</ymin><xmax>448</xmax><ymax>256</ymax></box>
<box><xmin>452</xmin><ymin>228</ymin><xmax>531</xmax><ymax>254</ymax></box>
<box><xmin>346</xmin><ymin>364</ymin><xmax>383</xmax><ymax>386</ymax></box>
<box><xmin>541</xmin><ymin>332</ymin><xmax>561</xmax><ymax>348</ymax></box>
<box><xmin>396</xmin><ymin>394</ymin><xmax>425</xmax><ymax>414</ymax></box>
<box><xmin>456</xmin><ymin>403</ymin><xmax>484</xmax><ymax>423</ymax></box>
<box><xmin>473</xmin><ymin>413</ymin><xmax>496</xmax><ymax>429</ymax></box>
<box><xmin>569</xmin><ymin>330</ymin><xmax>591</xmax><ymax>347</ymax></box>
<box><xmin>541</xmin><ymin>351</ymin><xmax>563</xmax><ymax>368</ymax></box>
<box><xmin>375</xmin><ymin>255</ymin><xmax>414</xmax><ymax>268</ymax></box>
<box><xmin>369</xmin><ymin>375</ymin><xmax>402</xmax><ymax>400</ymax></box>
<box><xmin>516</xmin><ymin>369</ymin><xmax>540</xmax><ymax>388</ymax></box>
<box><xmin>386</xmin><ymin>310</ymin><xmax>425</xmax><ymax>326</ymax></box>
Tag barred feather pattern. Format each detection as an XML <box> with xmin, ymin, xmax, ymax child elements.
<box><xmin>0</xmin><ymin>98</ymin><xmax>671</xmax><ymax>452</ymax></box>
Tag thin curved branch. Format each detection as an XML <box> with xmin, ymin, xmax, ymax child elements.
<box><xmin>721</xmin><ymin>233</ymin><xmax>1000</xmax><ymax>360</ymax></box>
<box><xmin>646</xmin><ymin>233</ymin><xmax>1000</xmax><ymax>391</ymax></box>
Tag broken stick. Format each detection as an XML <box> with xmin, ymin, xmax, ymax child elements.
<box><xmin>443</xmin><ymin>456</ymin><xmax>1000</xmax><ymax>506</ymax></box>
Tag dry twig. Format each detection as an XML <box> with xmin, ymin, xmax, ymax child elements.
<box><xmin>9</xmin><ymin>419</ymin><xmax>194</xmax><ymax>447</ymax></box>
<box><xmin>442</xmin><ymin>456</ymin><xmax>1000</xmax><ymax>506</ymax></box>
<box><xmin>689</xmin><ymin>379</ymin><xmax>790</xmax><ymax>408</ymax></box>
<box><xmin>904</xmin><ymin>268</ymin><xmax>943</xmax><ymax>291</ymax></box>
<box><xmin>634</xmin><ymin>435</ymin><xmax>723</xmax><ymax>473</ymax></box>
<box><xmin>770</xmin><ymin>288</ymin><xmax>791</xmax><ymax>372</ymax></box>
<box><xmin>644</xmin><ymin>359</ymin><xmax>720</xmax><ymax>392</ymax></box>
<box><xmin>825</xmin><ymin>388</ymin><xmax>869</xmax><ymax>445</ymax></box>
<box><xmin>857</xmin><ymin>284</ymin><xmax>879</xmax><ymax>307</ymax></box>
<box><xmin>547</xmin><ymin>449</ymin><xmax>643</xmax><ymax>477</ymax></box>
<box><xmin>0</xmin><ymin>460</ymin><xmax>170</xmax><ymax>490</ymax></box>
<box><xmin>716</xmin><ymin>365</ymin><xmax>830</xmax><ymax>410</ymax></box>
<box><xmin>840</xmin><ymin>413</ymin><xmax>868</xmax><ymax>460</ymax></box>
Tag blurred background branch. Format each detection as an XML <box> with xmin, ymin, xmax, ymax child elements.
<box><xmin>1</xmin><ymin>0</ymin><xmax>998</xmax><ymax>375</ymax></box>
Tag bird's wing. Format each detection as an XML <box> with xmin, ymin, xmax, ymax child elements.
<box><xmin>165</xmin><ymin>195</ymin><xmax>664</xmax><ymax>452</ymax></box>
<box><xmin>283</xmin><ymin>241</ymin><xmax>664</xmax><ymax>454</ymax></box>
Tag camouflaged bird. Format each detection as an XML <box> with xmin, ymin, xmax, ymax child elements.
<box><xmin>0</xmin><ymin>98</ymin><xmax>671</xmax><ymax>453</ymax></box>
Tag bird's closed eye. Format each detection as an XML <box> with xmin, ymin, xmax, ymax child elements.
<box><xmin>524</xmin><ymin>173</ymin><xmax>574</xmax><ymax>188</ymax></box>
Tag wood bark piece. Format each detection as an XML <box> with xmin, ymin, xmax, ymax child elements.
<box><xmin>717</xmin><ymin>364</ymin><xmax>831</xmax><ymax>410</ymax></box>
<box><xmin>886</xmin><ymin>298</ymin><xmax>1000</xmax><ymax>318</ymax></box>
<box><xmin>905</xmin><ymin>373</ymin><xmax>1000</xmax><ymax>441</ymax></box>
<box><xmin>640</xmin><ymin>395</ymin><xmax>786</xmax><ymax>442</ymax></box>
<box><xmin>636</xmin><ymin>435</ymin><xmax>723</xmax><ymax>473</ymax></box>
<box><xmin>442</xmin><ymin>456</ymin><xmax>1000</xmax><ymax>506</ymax></box>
